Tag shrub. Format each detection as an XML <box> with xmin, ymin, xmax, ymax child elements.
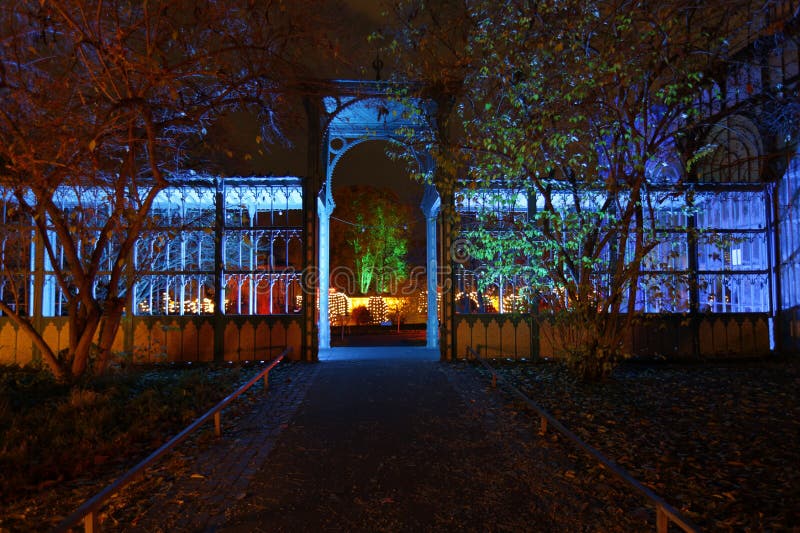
<box><xmin>351</xmin><ymin>305</ymin><xmax>372</xmax><ymax>326</ymax></box>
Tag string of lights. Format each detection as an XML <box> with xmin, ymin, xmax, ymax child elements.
<box><xmin>330</xmin><ymin>215</ymin><xmax>414</xmax><ymax>231</ymax></box>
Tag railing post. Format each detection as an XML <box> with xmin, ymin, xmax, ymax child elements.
<box><xmin>656</xmin><ymin>505</ymin><xmax>668</xmax><ymax>533</ymax></box>
<box><xmin>540</xmin><ymin>415</ymin><xmax>548</xmax><ymax>435</ymax></box>
<box><xmin>264</xmin><ymin>371</ymin><xmax>269</xmax><ymax>390</ymax></box>
<box><xmin>55</xmin><ymin>349</ymin><xmax>290</xmax><ymax>533</ymax></box>
<box><xmin>84</xmin><ymin>511</ymin><xmax>97</xmax><ymax>533</ymax></box>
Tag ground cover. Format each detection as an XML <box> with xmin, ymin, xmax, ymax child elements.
<box><xmin>3</xmin><ymin>355</ymin><xmax>798</xmax><ymax>531</ymax></box>
<box><xmin>473</xmin><ymin>356</ymin><xmax>800</xmax><ymax>531</ymax></box>
<box><xmin>0</xmin><ymin>361</ymin><xmax>290</xmax><ymax>532</ymax></box>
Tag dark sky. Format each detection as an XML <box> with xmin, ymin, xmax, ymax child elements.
<box><xmin>333</xmin><ymin>140</ymin><xmax>423</xmax><ymax>207</ymax></box>
<box><xmin>204</xmin><ymin>1</ymin><xmax>421</xmax><ymax>207</ymax></box>
<box><xmin>340</xmin><ymin>0</ymin><xmax>390</xmax><ymax>79</ymax></box>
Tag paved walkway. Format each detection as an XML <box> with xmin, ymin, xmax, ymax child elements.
<box><xmin>113</xmin><ymin>359</ymin><xmax>320</xmax><ymax>531</ymax></box>
<box><xmin>111</xmin><ymin>347</ymin><xmax>648</xmax><ymax>532</ymax></box>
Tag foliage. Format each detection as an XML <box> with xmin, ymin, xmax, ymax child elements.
<box><xmin>351</xmin><ymin>305</ymin><xmax>373</xmax><ymax>326</ymax></box>
<box><xmin>0</xmin><ymin>363</ymin><xmax>255</xmax><ymax>506</ymax></box>
<box><xmin>330</xmin><ymin>186</ymin><xmax>412</xmax><ymax>294</ymax></box>
<box><xmin>384</xmin><ymin>0</ymin><xmax>767</xmax><ymax>379</ymax></box>
<box><xmin>0</xmin><ymin>0</ymin><xmax>332</xmax><ymax>382</ymax></box>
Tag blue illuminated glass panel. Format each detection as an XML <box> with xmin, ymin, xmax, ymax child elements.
<box><xmin>222</xmin><ymin>182</ymin><xmax>303</xmax><ymax>315</ymax></box>
<box><xmin>779</xmin><ymin>154</ymin><xmax>800</xmax><ymax>309</ymax></box>
<box><xmin>633</xmin><ymin>194</ymin><xmax>691</xmax><ymax>312</ymax></box>
<box><xmin>636</xmin><ymin>274</ymin><xmax>691</xmax><ymax>313</ymax></box>
<box><xmin>134</xmin><ymin>186</ymin><xmax>217</xmax><ymax>316</ymax></box>
<box><xmin>695</xmin><ymin>191</ymin><xmax>765</xmax><ymax>230</ymax></box>
<box><xmin>698</xmin><ymin>274</ymin><xmax>770</xmax><ymax>313</ymax></box>
<box><xmin>694</xmin><ymin>191</ymin><xmax>769</xmax><ymax>313</ymax></box>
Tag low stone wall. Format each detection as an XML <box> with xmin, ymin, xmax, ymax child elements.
<box><xmin>453</xmin><ymin>314</ymin><xmax>536</xmax><ymax>359</ymax></box>
<box><xmin>779</xmin><ymin>306</ymin><xmax>800</xmax><ymax>354</ymax></box>
<box><xmin>1</xmin><ymin>311</ymin><xmax>786</xmax><ymax>368</ymax></box>
<box><xmin>629</xmin><ymin>314</ymin><xmax>771</xmax><ymax>358</ymax></box>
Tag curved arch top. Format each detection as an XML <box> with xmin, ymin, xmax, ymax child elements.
<box><xmin>325</xmin><ymin>136</ymin><xmax>433</xmax><ymax>187</ymax></box>
<box><xmin>321</xmin><ymin>81</ymin><xmax>437</xmax><ymax>183</ymax></box>
<box><xmin>321</xmin><ymin>80</ymin><xmax>435</xmax><ymax>135</ymax></box>
<box><xmin>699</xmin><ymin>114</ymin><xmax>764</xmax><ymax>183</ymax></box>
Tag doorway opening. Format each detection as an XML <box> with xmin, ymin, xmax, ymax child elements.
<box><xmin>328</xmin><ymin>141</ymin><xmax>426</xmax><ymax>347</ymax></box>
<box><xmin>315</xmin><ymin>83</ymin><xmax>441</xmax><ymax>354</ymax></box>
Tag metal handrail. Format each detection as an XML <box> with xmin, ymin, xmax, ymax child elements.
<box><xmin>467</xmin><ymin>346</ymin><xmax>699</xmax><ymax>533</ymax></box>
<box><xmin>54</xmin><ymin>347</ymin><xmax>292</xmax><ymax>533</ymax></box>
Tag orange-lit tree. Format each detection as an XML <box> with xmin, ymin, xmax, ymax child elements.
<box><xmin>0</xmin><ymin>0</ymin><xmax>331</xmax><ymax>381</ymax></box>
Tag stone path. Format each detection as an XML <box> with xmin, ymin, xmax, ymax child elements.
<box><xmin>111</xmin><ymin>361</ymin><xmax>320</xmax><ymax>532</ymax></box>
<box><xmin>108</xmin><ymin>347</ymin><xmax>649</xmax><ymax>532</ymax></box>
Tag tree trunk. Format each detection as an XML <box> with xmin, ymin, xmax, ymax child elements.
<box><xmin>70</xmin><ymin>311</ymin><xmax>101</xmax><ymax>378</ymax></box>
<box><xmin>94</xmin><ymin>299</ymin><xmax>125</xmax><ymax>375</ymax></box>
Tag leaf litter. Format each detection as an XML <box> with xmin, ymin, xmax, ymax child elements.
<box><xmin>471</xmin><ymin>356</ymin><xmax>800</xmax><ymax>531</ymax></box>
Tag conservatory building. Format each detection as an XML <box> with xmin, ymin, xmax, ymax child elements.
<box><xmin>1</xmin><ymin>7</ymin><xmax>800</xmax><ymax>365</ymax></box>
<box><xmin>1</xmin><ymin>126</ymin><xmax>800</xmax><ymax>365</ymax></box>
<box><xmin>0</xmin><ymin>176</ymin><xmax>311</xmax><ymax>365</ymax></box>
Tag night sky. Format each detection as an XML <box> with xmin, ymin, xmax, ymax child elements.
<box><xmin>205</xmin><ymin>0</ymin><xmax>422</xmax><ymax>223</ymax></box>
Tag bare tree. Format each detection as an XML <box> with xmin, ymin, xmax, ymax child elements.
<box><xmin>0</xmin><ymin>0</ymin><xmax>333</xmax><ymax>381</ymax></box>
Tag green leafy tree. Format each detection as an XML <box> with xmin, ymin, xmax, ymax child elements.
<box><xmin>384</xmin><ymin>0</ymin><xmax>767</xmax><ymax>379</ymax></box>
<box><xmin>331</xmin><ymin>186</ymin><xmax>412</xmax><ymax>295</ymax></box>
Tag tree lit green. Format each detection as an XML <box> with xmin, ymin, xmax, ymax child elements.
<box><xmin>331</xmin><ymin>186</ymin><xmax>411</xmax><ymax>295</ymax></box>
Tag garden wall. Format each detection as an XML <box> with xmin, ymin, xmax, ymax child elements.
<box><xmin>779</xmin><ymin>306</ymin><xmax>800</xmax><ymax>354</ymax></box>
<box><xmin>0</xmin><ymin>315</ymin><xmax>303</xmax><ymax>367</ymax></box>
<box><xmin>452</xmin><ymin>313</ymin><xmax>772</xmax><ymax>360</ymax></box>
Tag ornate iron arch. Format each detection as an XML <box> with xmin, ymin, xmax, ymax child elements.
<box><xmin>312</xmin><ymin>81</ymin><xmax>440</xmax><ymax>352</ymax></box>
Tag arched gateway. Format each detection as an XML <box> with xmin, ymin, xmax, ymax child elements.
<box><xmin>0</xmin><ymin>80</ymin><xmax>452</xmax><ymax>368</ymax></box>
<box><xmin>305</xmin><ymin>81</ymin><xmax>441</xmax><ymax>354</ymax></box>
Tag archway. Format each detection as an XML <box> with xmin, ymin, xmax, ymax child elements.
<box><xmin>313</xmin><ymin>82</ymin><xmax>441</xmax><ymax>352</ymax></box>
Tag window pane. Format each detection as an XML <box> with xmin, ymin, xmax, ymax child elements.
<box><xmin>695</xmin><ymin>191</ymin><xmax>765</xmax><ymax>230</ymax></box>
<box><xmin>636</xmin><ymin>274</ymin><xmax>690</xmax><ymax>313</ymax></box>
<box><xmin>698</xmin><ymin>274</ymin><xmax>769</xmax><ymax>312</ymax></box>
<box><xmin>697</xmin><ymin>232</ymin><xmax>767</xmax><ymax>271</ymax></box>
<box><xmin>779</xmin><ymin>153</ymin><xmax>800</xmax><ymax>308</ymax></box>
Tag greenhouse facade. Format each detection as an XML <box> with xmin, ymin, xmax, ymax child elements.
<box><xmin>0</xmin><ymin>177</ymin><xmax>310</xmax><ymax>364</ymax></box>
<box><xmin>1</xmin><ymin>5</ymin><xmax>799</xmax><ymax>365</ymax></box>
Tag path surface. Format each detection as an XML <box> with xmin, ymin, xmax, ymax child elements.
<box><xmin>113</xmin><ymin>347</ymin><xmax>648</xmax><ymax>531</ymax></box>
<box><xmin>218</xmin><ymin>347</ymin><xmax>645</xmax><ymax>531</ymax></box>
